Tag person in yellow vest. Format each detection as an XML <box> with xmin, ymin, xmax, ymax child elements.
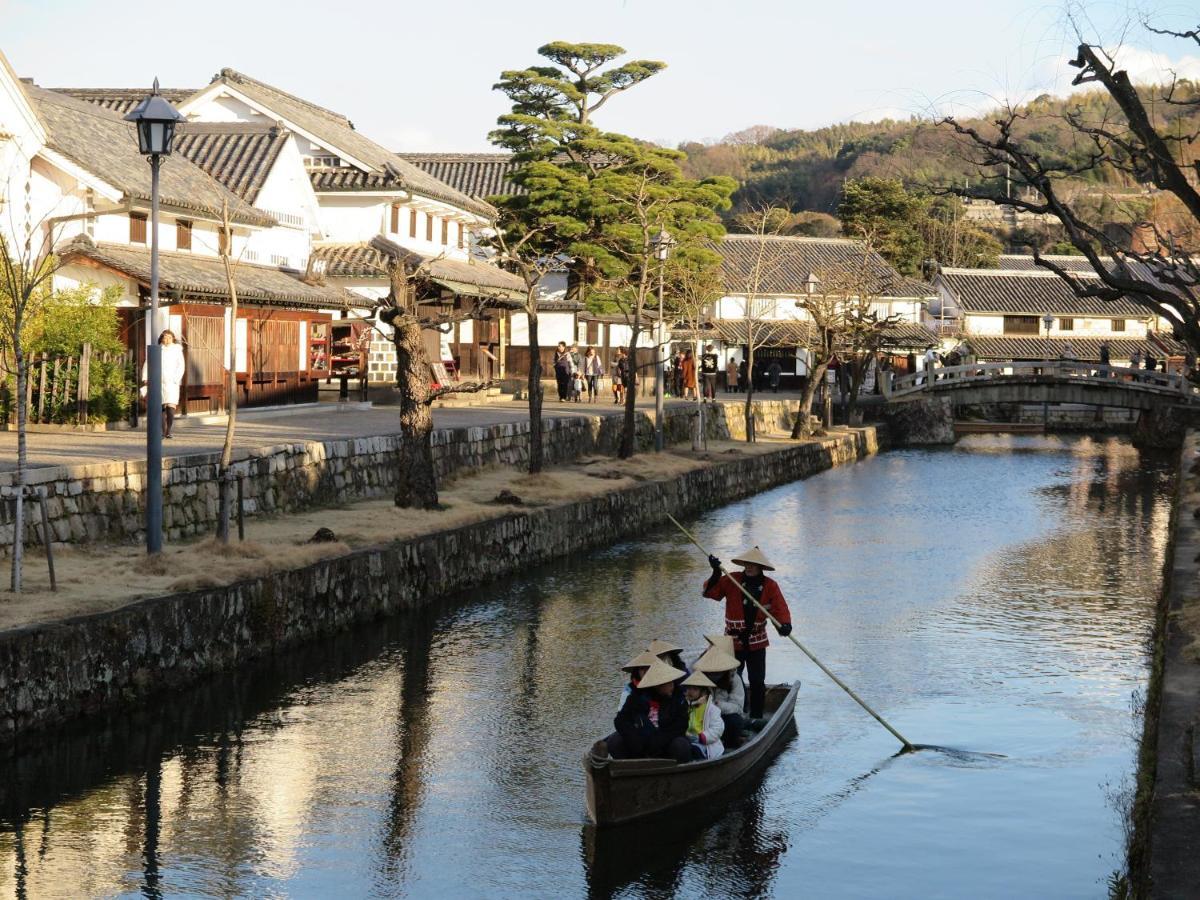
<box><xmin>682</xmin><ymin>671</ymin><xmax>725</xmax><ymax>760</ymax></box>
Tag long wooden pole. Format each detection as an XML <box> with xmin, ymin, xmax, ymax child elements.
<box><xmin>666</xmin><ymin>512</ymin><xmax>915</xmax><ymax>752</ymax></box>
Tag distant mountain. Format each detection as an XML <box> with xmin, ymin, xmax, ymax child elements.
<box><xmin>679</xmin><ymin>85</ymin><xmax>1200</xmax><ymax>217</ymax></box>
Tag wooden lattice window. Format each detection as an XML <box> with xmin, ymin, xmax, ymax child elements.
<box><xmin>1003</xmin><ymin>315</ymin><xmax>1040</xmax><ymax>335</ymax></box>
<box><xmin>186</xmin><ymin>316</ymin><xmax>224</xmax><ymax>386</ymax></box>
<box><xmin>176</xmin><ymin>220</ymin><xmax>192</xmax><ymax>251</ymax></box>
<box><xmin>129</xmin><ymin>213</ymin><xmax>147</xmax><ymax>244</ymax></box>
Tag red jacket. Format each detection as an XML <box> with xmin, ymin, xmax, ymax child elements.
<box><xmin>703</xmin><ymin>572</ymin><xmax>792</xmax><ymax>651</ymax></box>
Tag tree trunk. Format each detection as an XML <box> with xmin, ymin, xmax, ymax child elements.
<box><xmin>743</xmin><ymin>344</ymin><xmax>756</xmax><ymax>443</ymax></box>
<box><xmin>393</xmin><ymin>319</ymin><xmax>439</xmax><ymax>509</ymax></box>
<box><xmin>791</xmin><ymin>361</ymin><xmax>830</xmax><ymax>439</ymax></box>
<box><xmin>527</xmin><ymin>313</ymin><xmax>544</xmax><ymax>474</ymax></box>
<box><xmin>845</xmin><ymin>354</ymin><xmax>871</xmax><ymax>424</ymax></box>
<box><xmin>9</xmin><ymin>343</ymin><xmax>27</xmax><ymax>592</ymax></box>
<box><xmin>619</xmin><ymin>332</ymin><xmax>640</xmax><ymax>459</ymax></box>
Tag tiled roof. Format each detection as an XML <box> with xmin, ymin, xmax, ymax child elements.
<box><xmin>53</xmin><ymin>87</ymin><xmax>195</xmax><ymax>116</ymax></box>
<box><xmin>312</xmin><ymin>240</ymin><xmax>526</xmax><ymax>299</ymax></box>
<box><xmin>172</xmin><ymin>123</ymin><xmax>288</xmax><ymax>205</ymax></box>
<box><xmin>28</xmin><ymin>86</ymin><xmax>274</xmax><ymax>228</ymax></box>
<box><xmin>965</xmin><ymin>335</ymin><xmax>1185</xmax><ymax>362</ymax></box>
<box><xmin>397</xmin><ymin>153</ymin><xmax>524</xmax><ymax>200</ymax></box>
<box><xmin>718</xmin><ymin>235</ymin><xmax>935</xmax><ymax>300</ymax></box>
<box><xmin>688</xmin><ymin>318</ymin><xmax>936</xmax><ymax>350</ymax></box>
<box><xmin>997</xmin><ymin>254</ymin><xmax>1115</xmax><ymax>273</ymax></box>
<box><xmin>938</xmin><ymin>269</ymin><xmax>1148</xmax><ymax>317</ymax></box>
<box><xmin>59</xmin><ymin>238</ymin><xmax>354</xmax><ymax>309</ymax></box>
<box><xmin>206</xmin><ymin>69</ymin><xmax>495</xmax><ymax>217</ymax></box>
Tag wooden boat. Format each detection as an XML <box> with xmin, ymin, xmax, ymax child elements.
<box><xmin>584</xmin><ymin>681</ymin><xmax>800</xmax><ymax>826</ymax></box>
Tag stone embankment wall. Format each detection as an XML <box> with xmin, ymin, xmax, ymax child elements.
<box><xmin>0</xmin><ymin>427</ymin><xmax>878</xmax><ymax>745</ymax></box>
<box><xmin>0</xmin><ymin>400</ymin><xmax>806</xmax><ymax>551</ymax></box>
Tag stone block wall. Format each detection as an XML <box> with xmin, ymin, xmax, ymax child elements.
<box><xmin>0</xmin><ymin>400</ymin><xmax>809</xmax><ymax>551</ymax></box>
<box><xmin>0</xmin><ymin>428</ymin><xmax>877</xmax><ymax>744</ymax></box>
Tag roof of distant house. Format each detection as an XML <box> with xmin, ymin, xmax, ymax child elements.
<box><xmin>312</xmin><ymin>239</ymin><xmax>526</xmax><ymax>303</ymax></box>
<box><xmin>397</xmin><ymin>153</ymin><xmax>523</xmax><ymax>201</ymax></box>
<box><xmin>997</xmin><ymin>254</ymin><xmax>1115</xmax><ymax>273</ymax></box>
<box><xmin>59</xmin><ymin>237</ymin><xmax>355</xmax><ymax>309</ymax></box>
<box><xmin>205</xmin><ymin>69</ymin><xmax>494</xmax><ymax>217</ymax></box>
<box><xmin>938</xmin><ymin>268</ymin><xmax>1147</xmax><ymax>317</ymax></box>
<box><xmin>52</xmin><ymin>73</ymin><xmax>494</xmax><ymax>219</ymax></box>
<box><xmin>965</xmin><ymin>334</ymin><xmax>1185</xmax><ymax>361</ymax></box>
<box><xmin>171</xmin><ymin>122</ymin><xmax>289</xmax><ymax>205</ymax></box>
<box><xmin>717</xmin><ymin>235</ymin><xmax>935</xmax><ymax>299</ymax></box>
<box><xmin>28</xmin><ymin>86</ymin><xmax>273</xmax><ymax>228</ymax></box>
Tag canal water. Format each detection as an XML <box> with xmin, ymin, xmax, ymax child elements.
<box><xmin>0</xmin><ymin>435</ymin><xmax>1175</xmax><ymax>899</ymax></box>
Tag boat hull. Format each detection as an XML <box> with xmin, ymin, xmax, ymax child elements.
<box><xmin>584</xmin><ymin>681</ymin><xmax>800</xmax><ymax>826</ymax></box>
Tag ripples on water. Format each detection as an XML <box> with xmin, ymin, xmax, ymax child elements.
<box><xmin>0</xmin><ymin>435</ymin><xmax>1174</xmax><ymax>899</ymax></box>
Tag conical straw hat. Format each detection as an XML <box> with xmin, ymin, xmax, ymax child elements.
<box><xmin>694</xmin><ymin>647</ymin><xmax>740</xmax><ymax>674</ymax></box>
<box><xmin>705</xmin><ymin>633</ymin><xmax>736</xmax><ymax>655</ymax></box>
<box><xmin>730</xmin><ymin>545</ymin><xmax>775</xmax><ymax>571</ymax></box>
<box><xmin>637</xmin><ymin>658</ymin><xmax>686</xmax><ymax>690</ymax></box>
<box><xmin>681</xmin><ymin>670</ymin><xmax>716</xmax><ymax>689</ymax></box>
<box><xmin>648</xmin><ymin>638</ymin><xmax>683</xmax><ymax>657</ymax></box>
<box><xmin>621</xmin><ymin>650</ymin><xmax>659</xmax><ymax>672</ymax></box>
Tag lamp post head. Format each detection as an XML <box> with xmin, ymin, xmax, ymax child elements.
<box><xmin>652</xmin><ymin>227</ymin><xmax>676</xmax><ymax>261</ymax></box>
<box><xmin>124</xmin><ymin>78</ymin><xmax>184</xmax><ymax>157</ymax></box>
<box><xmin>1042</xmin><ymin>312</ymin><xmax>1054</xmax><ymax>331</ymax></box>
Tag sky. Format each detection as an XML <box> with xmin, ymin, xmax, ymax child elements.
<box><xmin>3</xmin><ymin>0</ymin><xmax>1199</xmax><ymax>153</ymax></box>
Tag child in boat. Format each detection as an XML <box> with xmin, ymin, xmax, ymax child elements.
<box><xmin>618</xmin><ymin>649</ymin><xmax>659</xmax><ymax>713</ymax></box>
<box><xmin>682</xmin><ymin>671</ymin><xmax>725</xmax><ymax>760</ymax></box>
<box><xmin>694</xmin><ymin>646</ymin><xmax>746</xmax><ymax>748</ymax></box>
<box><xmin>605</xmin><ymin>659</ymin><xmax>691</xmax><ymax>763</ymax></box>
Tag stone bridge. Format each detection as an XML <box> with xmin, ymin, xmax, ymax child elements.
<box><xmin>884</xmin><ymin>361</ymin><xmax>1200</xmax><ymax>412</ymax></box>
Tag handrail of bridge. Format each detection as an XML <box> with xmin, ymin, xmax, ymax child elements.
<box><xmin>885</xmin><ymin>361</ymin><xmax>1199</xmax><ymax>402</ymax></box>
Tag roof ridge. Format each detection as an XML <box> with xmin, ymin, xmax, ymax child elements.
<box><xmin>397</xmin><ymin>152</ymin><xmax>515</xmax><ymax>160</ymax></box>
<box><xmin>723</xmin><ymin>234</ymin><xmax>855</xmax><ymax>244</ymax></box>
<box><xmin>943</xmin><ymin>267</ymin><xmax>1100</xmax><ymax>277</ymax></box>
<box><xmin>215</xmin><ymin>68</ymin><xmax>352</xmax><ymax>126</ymax></box>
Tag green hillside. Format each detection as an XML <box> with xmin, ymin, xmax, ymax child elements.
<box><xmin>680</xmin><ymin>83</ymin><xmax>1200</xmax><ymax>218</ymax></box>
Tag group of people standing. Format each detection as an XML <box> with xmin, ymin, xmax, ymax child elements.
<box><xmin>600</xmin><ymin>545</ymin><xmax>793</xmax><ymax>764</ymax></box>
<box><xmin>552</xmin><ymin>342</ymin><xmax>607</xmax><ymax>403</ymax></box>
<box><xmin>667</xmin><ymin>345</ymin><xmax>725</xmax><ymax>400</ymax></box>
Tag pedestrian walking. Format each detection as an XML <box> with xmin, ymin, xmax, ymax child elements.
<box><xmin>672</xmin><ymin>350</ymin><xmax>684</xmax><ymax>398</ymax></box>
<box><xmin>768</xmin><ymin>360</ymin><xmax>782</xmax><ymax>393</ymax></box>
<box><xmin>700</xmin><ymin>345</ymin><xmax>719</xmax><ymax>400</ymax></box>
<box><xmin>738</xmin><ymin>357</ymin><xmax>749</xmax><ymax>394</ymax></box>
<box><xmin>702</xmin><ymin>546</ymin><xmax>792</xmax><ymax>721</ymax></box>
<box><xmin>584</xmin><ymin>347</ymin><xmax>603</xmax><ymax>402</ymax></box>
<box><xmin>141</xmin><ymin>329</ymin><xmax>186</xmax><ymax>439</ymax></box>
<box><xmin>1145</xmin><ymin>351</ymin><xmax>1158</xmax><ymax>372</ymax></box>
<box><xmin>1098</xmin><ymin>340</ymin><xmax>1111</xmax><ymax>376</ymax></box>
<box><xmin>726</xmin><ymin>356</ymin><xmax>739</xmax><ymax>394</ymax></box>
<box><xmin>922</xmin><ymin>346</ymin><xmax>939</xmax><ymax>385</ymax></box>
<box><xmin>1130</xmin><ymin>348</ymin><xmax>1143</xmax><ymax>370</ymax></box>
<box><xmin>553</xmin><ymin>342</ymin><xmax>572</xmax><ymax>401</ymax></box>
<box><xmin>681</xmin><ymin>348</ymin><xmax>698</xmax><ymax>400</ymax></box>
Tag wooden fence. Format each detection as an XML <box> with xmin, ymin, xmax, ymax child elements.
<box><xmin>22</xmin><ymin>345</ymin><xmax>136</xmax><ymax>425</ymax></box>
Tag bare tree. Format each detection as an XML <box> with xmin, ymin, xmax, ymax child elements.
<box><xmin>942</xmin><ymin>27</ymin><xmax>1200</xmax><ymax>348</ymax></box>
<box><xmin>667</xmin><ymin>259</ymin><xmax>722</xmax><ymax>449</ymax></box>
<box><xmin>726</xmin><ymin>206</ymin><xmax>790</xmax><ymax>442</ymax></box>
<box><xmin>0</xmin><ymin>186</ymin><xmax>68</xmax><ymax>591</ymax></box>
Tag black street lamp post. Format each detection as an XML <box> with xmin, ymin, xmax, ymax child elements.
<box><xmin>125</xmin><ymin>79</ymin><xmax>184</xmax><ymax>554</ymax></box>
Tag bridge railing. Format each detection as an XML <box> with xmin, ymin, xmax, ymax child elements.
<box><xmin>886</xmin><ymin>360</ymin><xmax>1197</xmax><ymax>401</ymax></box>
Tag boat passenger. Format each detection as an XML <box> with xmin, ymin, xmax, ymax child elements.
<box><xmin>682</xmin><ymin>671</ymin><xmax>725</xmax><ymax>760</ymax></box>
<box><xmin>703</xmin><ymin>546</ymin><xmax>792</xmax><ymax>720</ymax></box>
<box><xmin>605</xmin><ymin>659</ymin><xmax>691</xmax><ymax>763</ymax></box>
<box><xmin>618</xmin><ymin>650</ymin><xmax>659</xmax><ymax>713</ymax></box>
<box><xmin>704</xmin><ymin>633</ymin><xmax>737</xmax><ymax>656</ymax></box>
<box><xmin>695</xmin><ymin>646</ymin><xmax>746</xmax><ymax>748</ymax></box>
<box><xmin>647</xmin><ymin>638</ymin><xmax>690</xmax><ymax>674</ymax></box>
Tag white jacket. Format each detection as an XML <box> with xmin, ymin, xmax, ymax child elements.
<box><xmin>712</xmin><ymin>675</ymin><xmax>745</xmax><ymax>718</ymax></box>
<box><xmin>687</xmin><ymin>696</ymin><xmax>725</xmax><ymax>760</ymax></box>
<box><xmin>142</xmin><ymin>343</ymin><xmax>187</xmax><ymax>406</ymax></box>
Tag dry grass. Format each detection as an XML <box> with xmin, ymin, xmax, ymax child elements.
<box><xmin>0</xmin><ymin>434</ymin><xmax>817</xmax><ymax>630</ymax></box>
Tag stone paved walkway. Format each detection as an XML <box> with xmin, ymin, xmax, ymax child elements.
<box><xmin>1</xmin><ymin>392</ymin><xmax>800</xmax><ymax>473</ymax></box>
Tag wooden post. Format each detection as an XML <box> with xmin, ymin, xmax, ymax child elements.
<box><xmin>37</xmin><ymin>487</ymin><xmax>56</xmax><ymax>592</ymax></box>
<box><xmin>36</xmin><ymin>354</ymin><xmax>48</xmax><ymax>423</ymax></box>
<box><xmin>236</xmin><ymin>474</ymin><xmax>245</xmax><ymax>541</ymax></box>
<box><xmin>498</xmin><ymin>313</ymin><xmax>507</xmax><ymax>380</ymax></box>
<box><xmin>77</xmin><ymin>343</ymin><xmax>91</xmax><ymax>422</ymax></box>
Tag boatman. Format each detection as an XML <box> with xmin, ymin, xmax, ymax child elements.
<box><xmin>703</xmin><ymin>546</ymin><xmax>792</xmax><ymax>721</ymax></box>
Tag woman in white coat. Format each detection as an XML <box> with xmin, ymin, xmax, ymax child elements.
<box><xmin>141</xmin><ymin>329</ymin><xmax>186</xmax><ymax>439</ymax></box>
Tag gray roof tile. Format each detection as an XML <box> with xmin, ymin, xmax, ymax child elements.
<box><xmin>171</xmin><ymin>123</ymin><xmax>288</xmax><ymax>205</ymax></box>
<box><xmin>397</xmin><ymin>153</ymin><xmax>523</xmax><ymax>200</ymax></box>
<box><xmin>939</xmin><ymin>269</ymin><xmax>1148</xmax><ymax>317</ymax></box>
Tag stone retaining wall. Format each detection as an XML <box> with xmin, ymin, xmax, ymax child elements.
<box><xmin>0</xmin><ymin>427</ymin><xmax>877</xmax><ymax>745</ymax></box>
<box><xmin>0</xmin><ymin>400</ymin><xmax>808</xmax><ymax>551</ymax></box>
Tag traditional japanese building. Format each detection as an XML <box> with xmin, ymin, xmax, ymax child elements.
<box><xmin>932</xmin><ymin>258</ymin><xmax>1185</xmax><ymax>364</ymax></box>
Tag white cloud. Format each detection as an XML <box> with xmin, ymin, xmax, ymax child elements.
<box><xmin>1109</xmin><ymin>45</ymin><xmax>1200</xmax><ymax>84</ymax></box>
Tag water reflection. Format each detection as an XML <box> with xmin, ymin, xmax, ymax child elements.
<box><xmin>0</xmin><ymin>435</ymin><xmax>1173</xmax><ymax>898</ymax></box>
